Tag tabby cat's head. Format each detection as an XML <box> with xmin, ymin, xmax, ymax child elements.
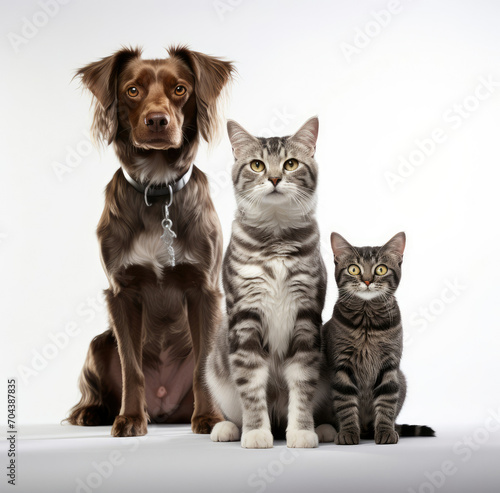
<box><xmin>227</xmin><ymin>117</ymin><xmax>319</xmax><ymax>226</ymax></box>
<box><xmin>330</xmin><ymin>232</ymin><xmax>406</xmax><ymax>301</ymax></box>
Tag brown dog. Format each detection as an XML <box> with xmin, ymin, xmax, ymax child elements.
<box><xmin>66</xmin><ymin>46</ymin><xmax>234</xmax><ymax>437</ymax></box>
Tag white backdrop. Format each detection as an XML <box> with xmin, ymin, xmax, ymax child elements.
<box><xmin>1</xmin><ymin>0</ymin><xmax>499</xmax><ymax>432</ymax></box>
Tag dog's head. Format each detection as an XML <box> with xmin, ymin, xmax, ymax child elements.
<box><xmin>76</xmin><ymin>46</ymin><xmax>234</xmax><ymax>158</ymax></box>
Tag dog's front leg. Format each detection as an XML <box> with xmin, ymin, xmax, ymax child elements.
<box><xmin>106</xmin><ymin>288</ymin><xmax>148</xmax><ymax>437</ymax></box>
<box><xmin>186</xmin><ymin>287</ymin><xmax>223</xmax><ymax>434</ymax></box>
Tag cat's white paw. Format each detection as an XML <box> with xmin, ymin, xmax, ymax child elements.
<box><xmin>315</xmin><ymin>424</ymin><xmax>336</xmax><ymax>443</ymax></box>
<box><xmin>210</xmin><ymin>421</ymin><xmax>240</xmax><ymax>442</ymax></box>
<box><xmin>241</xmin><ymin>429</ymin><xmax>274</xmax><ymax>449</ymax></box>
<box><xmin>286</xmin><ymin>429</ymin><xmax>319</xmax><ymax>448</ymax></box>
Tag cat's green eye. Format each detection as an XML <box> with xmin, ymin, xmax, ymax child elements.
<box><xmin>348</xmin><ymin>264</ymin><xmax>361</xmax><ymax>276</ymax></box>
<box><xmin>375</xmin><ymin>265</ymin><xmax>388</xmax><ymax>276</ymax></box>
<box><xmin>284</xmin><ymin>159</ymin><xmax>299</xmax><ymax>171</ymax></box>
<box><xmin>250</xmin><ymin>160</ymin><xmax>265</xmax><ymax>172</ymax></box>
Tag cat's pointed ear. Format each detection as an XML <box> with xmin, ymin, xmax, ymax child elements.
<box><xmin>330</xmin><ymin>232</ymin><xmax>353</xmax><ymax>260</ymax></box>
<box><xmin>227</xmin><ymin>120</ymin><xmax>258</xmax><ymax>159</ymax></box>
<box><xmin>382</xmin><ymin>232</ymin><xmax>406</xmax><ymax>257</ymax></box>
<box><xmin>290</xmin><ymin>117</ymin><xmax>319</xmax><ymax>156</ymax></box>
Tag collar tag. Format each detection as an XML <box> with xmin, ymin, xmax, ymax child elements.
<box><xmin>160</xmin><ymin>200</ymin><xmax>177</xmax><ymax>267</ymax></box>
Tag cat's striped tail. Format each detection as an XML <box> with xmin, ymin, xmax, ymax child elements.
<box><xmin>396</xmin><ymin>424</ymin><xmax>435</xmax><ymax>437</ymax></box>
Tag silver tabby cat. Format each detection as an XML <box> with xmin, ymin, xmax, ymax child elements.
<box><xmin>316</xmin><ymin>232</ymin><xmax>435</xmax><ymax>444</ymax></box>
<box><xmin>206</xmin><ymin>117</ymin><xmax>327</xmax><ymax>448</ymax></box>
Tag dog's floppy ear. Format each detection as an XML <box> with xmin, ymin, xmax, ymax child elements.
<box><xmin>75</xmin><ymin>47</ymin><xmax>141</xmax><ymax>145</ymax></box>
<box><xmin>168</xmin><ymin>45</ymin><xmax>235</xmax><ymax>143</ymax></box>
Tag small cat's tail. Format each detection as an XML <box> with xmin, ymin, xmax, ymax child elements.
<box><xmin>396</xmin><ymin>424</ymin><xmax>435</xmax><ymax>437</ymax></box>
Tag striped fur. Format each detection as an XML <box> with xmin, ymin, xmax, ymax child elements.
<box><xmin>317</xmin><ymin>232</ymin><xmax>435</xmax><ymax>444</ymax></box>
<box><xmin>206</xmin><ymin>118</ymin><xmax>328</xmax><ymax>448</ymax></box>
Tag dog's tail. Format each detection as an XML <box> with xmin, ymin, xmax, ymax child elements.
<box><xmin>396</xmin><ymin>423</ymin><xmax>435</xmax><ymax>437</ymax></box>
<box><xmin>63</xmin><ymin>330</ymin><xmax>118</xmax><ymax>426</ymax></box>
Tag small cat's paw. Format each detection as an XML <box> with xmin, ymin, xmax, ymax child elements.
<box><xmin>335</xmin><ymin>430</ymin><xmax>360</xmax><ymax>445</ymax></box>
<box><xmin>315</xmin><ymin>424</ymin><xmax>336</xmax><ymax>443</ymax></box>
<box><xmin>287</xmin><ymin>429</ymin><xmax>319</xmax><ymax>448</ymax></box>
<box><xmin>375</xmin><ymin>429</ymin><xmax>399</xmax><ymax>444</ymax></box>
<box><xmin>241</xmin><ymin>429</ymin><xmax>273</xmax><ymax>449</ymax></box>
<box><xmin>211</xmin><ymin>421</ymin><xmax>240</xmax><ymax>442</ymax></box>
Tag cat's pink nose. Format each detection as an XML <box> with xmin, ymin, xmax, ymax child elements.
<box><xmin>269</xmin><ymin>177</ymin><xmax>281</xmax><ymax>187</ymax></box>
<box><xmin>364</xmin><ymin>281</ymin><xmax>370</xmax><ymax>286</ymax></box>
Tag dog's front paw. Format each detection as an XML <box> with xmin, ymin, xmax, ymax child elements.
<box><xmin>241</xmin><ymin>429</ymin><xmax>273</xmax><ymax>449</ymax></box>
<box><xmin>375</xmin><ymin>428</ymin><xmax>399</xmax><ymax>444</ymax></box>
<box><xmin>287</xmin><ymin>429</ymin><xmax>318</xmax><ymax>448</ymax></box>
<box><xmin>111</xmin><ymin>415</ymin><xmax>148</xmax><ymax>437</ymax></box>
<box><xmin>315</xmin><ymin>424</ymin><xmax>336</xmax><ymax>443</ymax></box>
<box><xmin>211</xmin><ymin>421</ymin><xmax>240</xmax><ymax>442</ymax></box>
<box><xmin>335</xmin><ymin>430</ymin><xmax>360</xmax><ymax>445</ymax></box>
<box><xmin>192</xmin><ymin>413</ymin><xmax>222</xmax><ymax>434</ymax></box>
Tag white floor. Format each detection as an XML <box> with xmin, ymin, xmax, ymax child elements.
<box><xmin>3</xmin><ymin>423</ymin><xmax>498</xmax><ymax>493</ymax></box>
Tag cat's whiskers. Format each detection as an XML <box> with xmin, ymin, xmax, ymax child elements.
<box><xmin>379</xmin><ymin>291</ymin><xmax>395</xmax><ymax>326</ymax></box>
<box><xmin>337</xmin><ymin>288</ymin><xmax>358</xmax><ymax>307</ymax></box>
<box><xmin>288</xmin><ymin>193</ymin><xmax>309</xmax><ymax>218</ymax></box>
<box><xmin>287</xmin><ymin>187</ymin><xmax>316</xmax><ymax>218</ymax></box>
<box><xmin>295</xmin><ymin>189</ymin><xmax>316</xmax><ymax>209</ymax></box>
<box><xmin>239</xmin><ymin>186</ymin><xmax>265</xmax><ymax>209</ymax></box>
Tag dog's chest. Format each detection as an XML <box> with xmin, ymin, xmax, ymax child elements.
<box><xmin>122</xmin><ymin>229</ymin><xmax>196</xmax><ymax>276</ymax></box>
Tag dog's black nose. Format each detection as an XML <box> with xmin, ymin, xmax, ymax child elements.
<box><xmin>144</xmin><ymin>113</ymin><xmax>169</xmax><ymax>132</ymax></box>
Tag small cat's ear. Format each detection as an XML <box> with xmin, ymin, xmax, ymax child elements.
<box><xmin>290</xmin><ymin>117</ymin><xmax>319</xmax><ymax>156</ymax></box>
<box><xmin>227</xmin><ymin>120</ymin><xmax>258</xmax><ymax>159</ymax></box>
<box><xmin>382</xmin><ymin>232</ymin><xmax>406</xmax><ymax>257</ymax></box>
<box><xmin>330</xmin><ymin>232</ymin><xmax>353</xmax><ymax>259</ymax></box>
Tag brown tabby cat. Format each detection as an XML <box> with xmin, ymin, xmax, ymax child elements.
<box><xmin>316</xmin><ymin>232</ymin><xmax>435</xmax><ymax>444</ymax></box>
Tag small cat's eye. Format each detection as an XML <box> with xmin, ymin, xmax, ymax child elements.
<box><xmin>284</xmin><ymin>159</ymin><xmax>299</xmax><ymax>171</ymax></box>
<box><xmin>348</xmin><ymin>265</ymin><xmax>361</xmax><ymax>276</ymax></box>
<box><xmin>250</xmin><ymin>160</ymin><xmax>265</xmax><ymax>172</ymax></box>
<box><xmin>127</xmin><ymin>87</ymin><xmax>139</xmax><ymax>97</ymax></box>
<box><xmin>174</xmin><ymin>85</ymin><xmax>187</xmax><ymax>96</ymax></box>
<box><xmin>375</xmin><ymin>265</ymin><xmax>388</xmax><ymax>275</ymax></box>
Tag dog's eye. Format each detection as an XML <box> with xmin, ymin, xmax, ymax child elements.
<box><xmin>283</xmin><ymin>159</ymin><xmax>299</xmax><ymax>171</ymax></box>
<box><xmin>174</xmin><ymin>86</ymin><xmax>187</xmax><ymax>96</ymax></box>
<box><xmin>127</xmin><ymin>87</ymin><xmax>139</xmax><ymax>98</ymax></box>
